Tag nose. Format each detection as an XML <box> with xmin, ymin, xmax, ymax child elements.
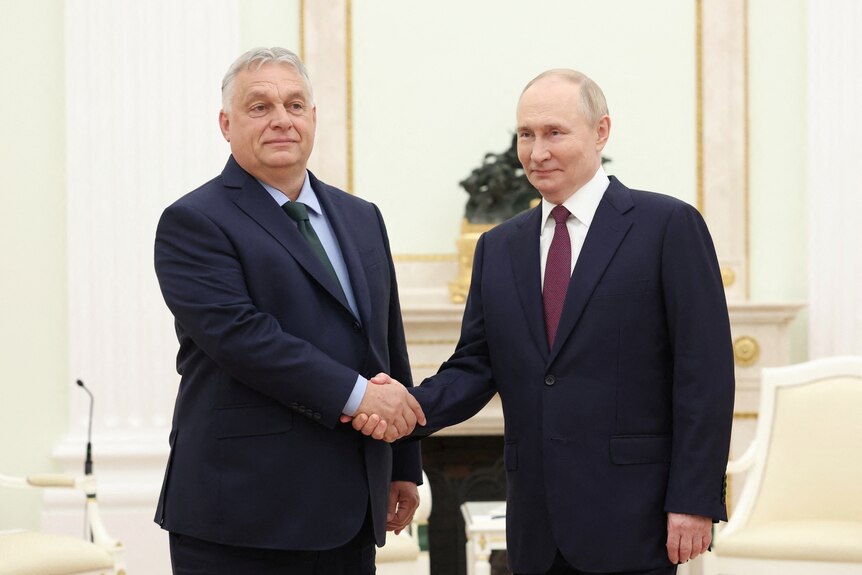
<box><xmin>270</xmin><ymin>106</ymin><xmax>293</xmax><ymax>129</ymax></box>
<box><xmin>531</xmin><ymin>140</ymin><xmax>550</xmax><ymax>163</ymax></box>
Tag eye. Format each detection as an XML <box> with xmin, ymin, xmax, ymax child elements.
<box><xmin>517</xmin><ymin>131</ymin><xmax>532</xmax><ymax>139</ymax></box>
<box><xmin>249</xmin><ymin>103</ymin><xmax>268</xmax><ymax>117</ymax></box>
<box><xmin>288</xmin><ymin>102</ymin><xmax>306</xmax><ymax>114</ymax></box>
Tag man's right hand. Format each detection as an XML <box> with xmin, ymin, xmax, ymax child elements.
<box><xmin>346</xmin><ymin>373</ymin><xmax>425</xmax><ymax>442</ymax></box>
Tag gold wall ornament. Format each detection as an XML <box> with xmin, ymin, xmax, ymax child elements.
<box><xmin>721</xmin><ymin>265</ymin><xmax>736</xmax><ymax>288</ymax></box>
<box><xmin>449</xmin><ymin>220</ymin><xmax>496</xmax><ymax>303</ymax></box>
<box><xmin>393</xmin><ymin>253</ymin><xmax>457</xmax><ymax>262</ymax></box>
<box><xmin>733</xmin><ymin>335</ymin><xmax>760</xmax><ymax>367</ymax></box>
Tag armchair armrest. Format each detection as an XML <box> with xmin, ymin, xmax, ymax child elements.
<box><xmin>0</xmin><ymin>472</ymin><xmax>120</xmax><ymax>551</ymax></box>
<box><xmin>726</xmin><ymin>441</ymin><xmax>757</xmax><ymax>475</ymax></box>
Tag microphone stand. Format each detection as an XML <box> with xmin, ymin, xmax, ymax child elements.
<box><xmin>76</xmin><ymin>379</ymin><xmax>95</xmax><ymax>540</ymax></box>
<box><xmin>76</xmin><ymin>379</ymin><xmax>94</xmax><ymax>476</ymax></box>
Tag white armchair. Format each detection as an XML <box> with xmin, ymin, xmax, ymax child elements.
<box><xmin>375</xmin><ymin>471</ymin><xmax>432</xmax><ymax>575</ymax></box>
<box><xmin>703</xmin><ymin>356</ymin><xmax>862</xmax><ymax>575</ymax></box>
<box><xmin>0</xmin><ymin>472</ymin><xmax>126</xmax><ymax>575</ymax></box>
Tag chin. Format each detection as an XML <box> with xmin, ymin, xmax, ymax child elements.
<box><xmin>535</xmin><ymin>186</ymin><xmax>562</xmax><ymax>200</ymax></box>
<box><xmin>262</xmin><ymin>153</ymin><xmax>301</xmax><ymax>166</ymax></box>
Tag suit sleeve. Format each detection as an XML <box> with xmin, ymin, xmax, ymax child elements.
<box><xmin>372</xmin><ymin>204</ymin><xmax>423</xmax><ymax>483</ymax></box>
<box><xmin>661</xmin><ymin>203</ymin><xmax>735</xmax><ymax>521</ymax></box>
<box><xmin>154</xmin><ymin>203</ymin><xmax>357</xmax><ymax>428</ymax></box>
<box><xmin>411</xmin><ymin>233</ymin><xmax>498</xmax><ymax>435</ymax></box>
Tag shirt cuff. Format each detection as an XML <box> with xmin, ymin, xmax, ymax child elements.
<box><xmin>342</xmin><ymin>375</ymin><xmax>368</xmax><ymax>416</ymax></box>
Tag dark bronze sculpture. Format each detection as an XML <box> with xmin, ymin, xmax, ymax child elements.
<box><xmin>460</xmin><ymin>135</ymin><xmax>609</xmax><ymax>223</ymax></box>
<box><xmin>460</xmin><ymin>135</ymin><xmax>538</xmax><ymax>224</ymax></box>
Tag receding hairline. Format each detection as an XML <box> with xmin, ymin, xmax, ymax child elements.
<box><xmin>221</xmin><ymin>47</ymin><xmax>313</xmax><ymax>112</ymax></box>
<box><xmin>518</xmin><ymin>68</ymin><xmax>609</xmax><ymax>125</ymax></box>
<box><xmin>520</xmin><ymin>68</ymin><xmax>590</xmax><ymax>96</ymax></box>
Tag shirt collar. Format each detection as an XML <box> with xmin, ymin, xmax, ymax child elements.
<box><xmin>258</xmin><ymin>172</ymin><xmax>321</xmax><ymax>215</ymax></box>
<box><xmin>541</xmin><ymin>165</ymin><xmax>609</xmax><ymax>229</ymax></box>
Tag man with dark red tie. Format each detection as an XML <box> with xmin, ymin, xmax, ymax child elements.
<box><xmin>352</xmin><ymin>69</ymin><xmax>735</xmax><ymax>575</ymax></box>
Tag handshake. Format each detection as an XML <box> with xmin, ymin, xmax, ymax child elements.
<box><xmin>339</xmin><ymin>374</ymin><xmax>425</xmax><ymax>443</ymax></box>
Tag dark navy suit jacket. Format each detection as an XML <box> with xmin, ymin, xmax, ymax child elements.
<box><xmin>412</xmin><ymin>177</ymin><xmax>734</xmax><ymax>573</ymax></box>
<box><xmin>154</xmin><ymin>156</ymin><xmax>420</xmax><ymax>550</ymax></box>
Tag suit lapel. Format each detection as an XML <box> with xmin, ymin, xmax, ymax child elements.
<box><xmin>507</xmin><ymin>206</ymin><xmax>549</xmax><ymax>358</ymax></box>
<box><xmin>548</xmin><ymin>178</ymin><xmax>634</xmax><ymax>364</ymax></box>
<box><xmin>311</xmin><ymin>173</ymin><xmax>370</xmax><ymax>326</ymax></box>
<box><xmin>223</xmin><ymin>158</ymin><xmax>353</xmax><ymax>315</ymax></box>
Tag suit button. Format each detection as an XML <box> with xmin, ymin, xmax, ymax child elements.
<box><xmin>352</xmin><ymin>321</ymin><xmax>362</xmax><ymax>332</ymax></box>
<box><xmin>544</xmin><ymin>375</ymin><xmax>556</xmax><ymax>386</ymax></box>
<box><xmin>313</xmin><ymin>412</ymin><xmax>321</xmax><ymax>420</ymax></box>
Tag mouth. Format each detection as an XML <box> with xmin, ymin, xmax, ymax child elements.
<box><xmin>530</xmin><ymin>168</ymin><xmax>557</xmax><ymax>177</ymax></box>
<box><xmin>264</xmin><ymin>139</ymin><xmax>298</xmax><ymax>146</ymax></box>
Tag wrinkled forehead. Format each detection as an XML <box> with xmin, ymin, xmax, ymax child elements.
<box><xmin>519</xmin><ymin>76</ymin><xmax>581</xmax><ymax>107</ymax></box>
<box><xmin>517</xmin><ymin>78</ymin><xmax>583</xmax><ymax>123</ymax></box>
<box><xmin>234</xmin><ymin>62</ymin><xmax>313</xmax><ymax>100</ymax></box>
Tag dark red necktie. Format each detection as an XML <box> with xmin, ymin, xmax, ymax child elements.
<box><xmin>543</xmin><ymin>205</ymin><xmax>571</xmax><ymax>347</ymax></box>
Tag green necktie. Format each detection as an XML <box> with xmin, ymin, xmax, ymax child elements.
<box><xmin>281</xmin><ymin>201</ymin><xmax>343</xmax><ymax>291</ymax></box>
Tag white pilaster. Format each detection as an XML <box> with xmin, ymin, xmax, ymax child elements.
<box><xmin>701</xmin><ymin>0</ymin><xmax>749</xmax><ymax>299</ymax></box>
<box><xmin>57</xmin><ymin>2</ymin><xmax>240</xmax><ymax>573</ymax></box>
<box><xmin>807</xmin><ymin>1</ymin><xmax>862</xmax><ymax>357</ymax></box>
<box><xmin>303</xmin><ymin>0</ymin><xmax>351</xmax><ymax>191</ymax></box>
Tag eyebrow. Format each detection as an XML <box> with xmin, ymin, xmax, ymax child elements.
<box><xmin>518</xmin><ymin>122</ymin><xmax>565</xmax><ymax>132</ymax></box>
<box><xmin>243</xmin><ymin>88</ymin><xmax>308</xmax><ymax>103</ymax></box>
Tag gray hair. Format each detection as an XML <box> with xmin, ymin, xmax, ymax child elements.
<box><xmin>221</xmin><ymin>47</ymin><xmax>313</xmax><ymax>112</ymax></box>
<box><xmin>521</xmin><ymin>69</ymin><xmax>608</xmax><ymax>125</ymax></box>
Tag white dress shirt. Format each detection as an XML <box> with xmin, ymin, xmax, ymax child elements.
<box><xmin>539</xmin><ymin>166</ymin><xmax>610</xmax><ymax>289</ymax></box>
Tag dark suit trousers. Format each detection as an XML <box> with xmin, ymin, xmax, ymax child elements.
<box><xmin>515</xmin><ymin>550</ymin><xmax>678</xmax><ymax>575</ymax></box>
<box><xmin>169</xmin><ymin>511</ymin><xmax>375</xmax><ymax>575</ymax></box>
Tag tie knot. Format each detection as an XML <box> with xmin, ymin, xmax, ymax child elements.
<box><xmin>551</xmin><ymin>205</ymin><xmax>570</xmax><ymax>225</ymax></box>
<box><xmin>282</xmin><ymin>201</ymin><xmax>310</xmax><ymax>222</ymax></box>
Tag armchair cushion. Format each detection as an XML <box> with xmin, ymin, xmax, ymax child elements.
<box><xmin>0</xmin><ymin>530</ymin><xmax>115</xmax><ymax>575</ymax></box>
<box><xmin>716</xmin><ymin>519</ymin><xmax>862</xmax><ymax>562</ymax></box>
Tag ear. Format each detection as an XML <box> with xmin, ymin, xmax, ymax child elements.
<box><xmin>595</xmin><ymin>115</ymin><xmax>611</xmax><ymax>152</ymax></box>
<box><xmin>218</xmin><ymin>110</ymin><xmax>230</xmax><ymax>142</ymax></box>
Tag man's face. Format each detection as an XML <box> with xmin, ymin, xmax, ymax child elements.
<box><xmin>516</xmin><ymin>77</ymin><xmax>609</xmax><ymax>204</ymax></box>
<box><xmin>219</xmin><ymin>63</ymin><xmax>316</xmax><ymax>181</ymax></box>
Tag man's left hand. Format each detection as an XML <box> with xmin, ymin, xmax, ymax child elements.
<box><xmin>666</xmin><ymin>512</ymin><xmax>712</xmax><ymax>564</ymax></box>
<box><xmin>387</xmin><ymin>481</ymin><xmax>420</xmax><ymax>534</ymax></box>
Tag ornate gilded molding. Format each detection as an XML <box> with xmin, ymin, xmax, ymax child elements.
<box><xmin>393</xmin><ymin>253</ymin><xmax>457</xmax><ymax>262</ymax></box>
<box><xmin>298</xmin><ymin>0</ymin><xmax>305</xmax><ymax>60</ymax></box>
<box><xmin>733</xmin><ymin>335</ymin><xmax>760</xmax><ymax>367</ymax></box>
<box><xmin>699</xmin><ymin>0</ymin><xmax>751</xmax><ymax>298</ymax></box>
<box><xmin>345</xmin><ymin>0</ymin><xmax>354</xmax><ymax>193</ymax></box>
<box><xmin>696</xmin><ymin>0</ymin><xmax>704</xmax><ymax>214</ymax></box>
<box><xmin>449</xmin><ymin>221</ymin><xmax>496</xmax><ymax>304</ymax></box>
<box><xmin>743</xmin><ymin>0</ymin><xmax>751</xmax><ymax>299</ymax></box>
<box><xmin>721</xmin><ymin>265</ymin><xmax>736</xmax><ymax>288</ymax></box>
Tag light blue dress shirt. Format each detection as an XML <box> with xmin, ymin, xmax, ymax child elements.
<box><xmin>259</xmin><ymin>174</ymin><xmax>368</xmax><ymax>416</ymax></box>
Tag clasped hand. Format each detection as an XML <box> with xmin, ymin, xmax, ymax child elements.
<box><xmin>340</xmin><ymin>373</ymin><xmax>424</xmax><ymax>442</ymax></box>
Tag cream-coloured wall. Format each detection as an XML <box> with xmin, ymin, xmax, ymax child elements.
<box><xmin>748</xmin><ymin>0</ymin><xmax>808</xmax><ymax>360</ymax></box>
<box><xmin>239</xmin><ymin>0</ymin><xmax>299</xmax><ymax>53</ymax></box>
<box><xmin>352</xmin><ymin>0</ymin><xmax>696</xmax><ymax>255</ymax></box>
<box><xmin>0</xmin><ymin>0</ymin><xmax>68</xmax><ymax>530</ymax></box>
